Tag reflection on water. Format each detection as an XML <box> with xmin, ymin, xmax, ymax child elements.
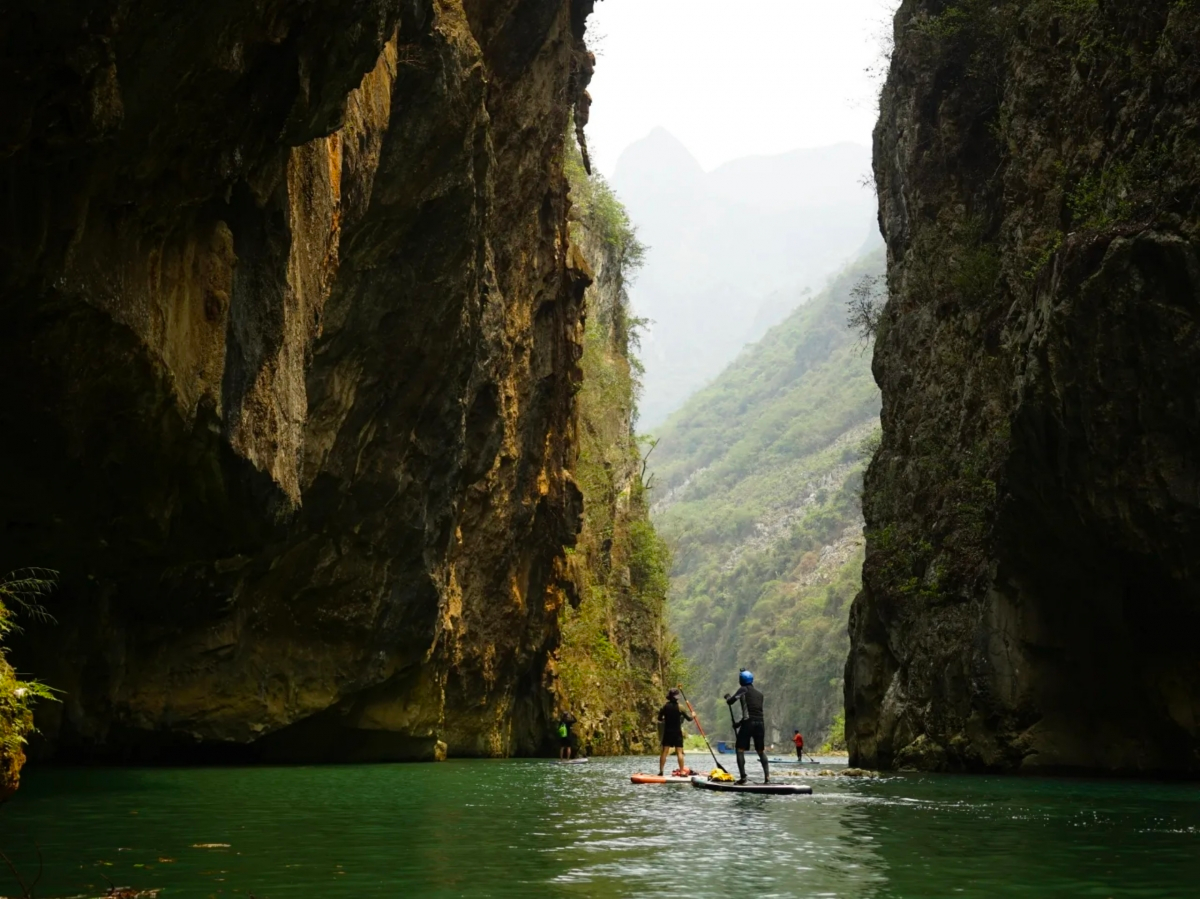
<box><xmin>0</xmin><ymin>756</ymin><xmax>1196</xmax><ymax>898</ymax></box>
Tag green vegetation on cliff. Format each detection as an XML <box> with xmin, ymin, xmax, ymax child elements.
<box><xmin>0</xmin><ymin>571</ymin><xmax>55</xmax><ymax>797</ymax></box>
<box><xmin>555</xmin><ymin>145</ymin><xmax>679</xmax><ymax>755</ymax></box>
<box><xmin>651</xmin><ymin>252</ymin><xmax>883</xmax><ymax>745</ymax></box>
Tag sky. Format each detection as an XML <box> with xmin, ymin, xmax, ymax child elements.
<box><xmin>585</xmin><ymin>0</ymin><xmax>902</xmax><ymax>176</ymax></box>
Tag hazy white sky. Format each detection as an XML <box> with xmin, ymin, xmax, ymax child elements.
<box><xmin>585</xmin><ymin>0</ymin><xmax>902</xmax><ymax>176</ymax></box>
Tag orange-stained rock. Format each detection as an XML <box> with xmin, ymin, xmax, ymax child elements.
<box><xmin>0</xmin><ymin>0</ymin><xmax>597</xmax><ymax>763</ymax></box>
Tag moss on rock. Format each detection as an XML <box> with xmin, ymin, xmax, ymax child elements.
<box><xmin>555</xmin><ymin>142</ymin><xmax>680</xmax><ymax>756</ymax></box>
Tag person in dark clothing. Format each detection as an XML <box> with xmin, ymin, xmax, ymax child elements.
<box><xmin>724</xmin><ymin>669</ymin><xmax>769</xmax><ymax>784</ymax></box>
<box><xmin>557</xmin><ymin>711</ymin><xmax>578</xmax><ymax>760</ymax></box>
<box><xmin>657</xmin><ymin>688</ymin><xmax>693</xmax><ymax>775</ymax></box>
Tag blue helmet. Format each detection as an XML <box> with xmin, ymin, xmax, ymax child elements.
<box><xmin>739</xmin><ymin>669</ymin><xmax>754</xmax><ymax>686</ymax></box>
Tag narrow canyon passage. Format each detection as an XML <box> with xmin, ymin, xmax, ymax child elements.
<box><xmin>1</xmin><ymin>0</ymin><xmax>1199</xmax><ymax>895</ymax></box>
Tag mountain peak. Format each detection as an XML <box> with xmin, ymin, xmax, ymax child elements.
<box><xmin>613</xmin><ymin>127</ymin><xmax>705</xmax><ymax>188</ymax></box>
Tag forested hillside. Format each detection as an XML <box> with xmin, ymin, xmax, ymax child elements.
<box><xmin>651</xmin><ymin>251</ymin><xmax>883</xmax><ymax>745</ymax></box>
<box><xmin>611</xmin><ymin>129</ymin><xmax>875</xmax><ymax>425</ymax></box>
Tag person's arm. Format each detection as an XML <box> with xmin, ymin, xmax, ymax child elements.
<box><xmin>724</xmin><ymin>687</ymin><xmax>749</xmax><ymax>729</ymax></box>
<box><xmin>657</xmin><ymin>704</ymin><xmax>667</xmax><ymax>722</ymax></box>
<box><xmin>681</xmin><ymin>708</ymin><xmax>693</xmax><ymax>721</ymax></box>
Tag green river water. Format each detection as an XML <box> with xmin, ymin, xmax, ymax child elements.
<box><xmin>1</xmin><ymin>754</ymin><xmax>1197</xmax><ymax>898</ymax></box>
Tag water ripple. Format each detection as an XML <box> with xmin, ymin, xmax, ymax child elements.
<box><xmin>1</xmin><ymin>755</ymin><xmax>1198</xmax><ymax>898</ymax></box>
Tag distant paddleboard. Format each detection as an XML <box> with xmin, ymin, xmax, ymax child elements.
<box><xmin>690</xmin><ymin>776</ymin><xmax>812</xmax><ymax>795</ymax></box>
<box><xmin>558</xmin><ymin>757</ymin><xmax>589</xmax><ymax>764</ymax></box>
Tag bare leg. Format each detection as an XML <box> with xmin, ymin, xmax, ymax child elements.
<box><xmin>676</xmin><ymin>747</ymin><xmax>687</xmax><ymax>773</ymax></box>
<box><xmin>659</xmin><ymin>746</ymin><xmax>669</xmax><ymax>775</ymax></box>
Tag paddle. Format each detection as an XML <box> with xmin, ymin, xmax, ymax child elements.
<box><xmin>676</xmin><ymin>684</ymin><xmax>729</xmax><ymax>775</ymax></box>
<box><xmin>727</xmin><ymin>696</ymin><xmax>742</xmax><ymax>738</ymax></box>
<box><xmin>801</xmin><ymin>738</ymin><xmax>817</xmax><ymax>765</ymax></box>
<box><xmin>795</xmin><ymin>737</ymin><xmax>818</xmax><ymax>764</ymax></box>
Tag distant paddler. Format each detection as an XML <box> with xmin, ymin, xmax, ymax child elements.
<box><xmin>657</xmin><ymin>688</ymin><xmax>693</xmax><ymax>776</ymax></box>
<box><xmin>557</xmin><ymin>710</ymin><xmax>578</xmax><ymax>760</ymax></box>
<box><xmin>724</xmin><ymin>669</ymin><xmax>769</xmax><ymax>785</ymax></box>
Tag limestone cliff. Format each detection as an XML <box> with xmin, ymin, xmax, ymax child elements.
<box><xmin>1</xmin><ymin>0</ymin><xmax>599</xmax><ymax>762</ymax></box>
<box><xmin>848</xmin><ymin>0</ymin><xmax>1200</xmax><ymax>775</ymax></box>
<box><xmin>554</xmin><ymin>148</ymin><xmax>678</xmax><ymax>756</ymax></box>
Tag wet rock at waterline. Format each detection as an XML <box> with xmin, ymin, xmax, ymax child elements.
<box><xmin>1</xmin><ymin>0</ymin><xmax>598</xmax><ymax>763</ymax></box>
<box><xmin>848</xmin><ymin>1</ymin><xmax>1200</xmax><ymax>775</ymax></box>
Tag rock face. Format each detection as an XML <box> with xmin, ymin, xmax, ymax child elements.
<box><xmin>1</xmin><ymin>0</ymin><xmax>598</xmax><ymax>762</ymax></box>
<box><xmin>848</xmin><ymin>0</ymin><xmax>1200</xmax><ymax>775</ymax></box>
<box><xmin>555</xmin><ymin>154</ymin><xmax>677</xmax><ymax>756</ymax></box>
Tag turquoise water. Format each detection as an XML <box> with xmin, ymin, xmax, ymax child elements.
<box><xmin>1</xmin><ymin>755</ymin><xmax>1198</xmax><ymax>898</ymax></box>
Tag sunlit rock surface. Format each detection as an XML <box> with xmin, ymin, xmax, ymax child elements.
<box><xmin>1</xmin><ymin>0</ymin><xmax>597</xmax><ymax>762</ymax></box>
<box><xmin>848</xmin><ymin>0</ymin><xmax>1200</xmax><ymax>775</ymax></box>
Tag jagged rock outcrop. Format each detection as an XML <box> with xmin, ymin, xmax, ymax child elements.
<box><xmin>848</xmin><ymin>0</ymin><xmax>1200</xmax><ymax>775</ymax></box>
<box><xmin>1</xmin><ymin>0</ymin><xmax>598</xmax><ymax>762</ymax></box>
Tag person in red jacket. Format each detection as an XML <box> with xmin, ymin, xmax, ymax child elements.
<box><xmin>793</xmin><ymin>729</ymin><xmax>805</xmax><ymax>762</ymax></box>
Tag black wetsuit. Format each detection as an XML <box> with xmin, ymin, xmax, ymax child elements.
<box><xmin>657</xmin><ymin>700</ymin><xmax>692</xmax><ymax>748</ymax></box>
<box><xmin>726</xmin><ymin>684</ymin><xmax>768</xmax><ymax>782</ymax></box>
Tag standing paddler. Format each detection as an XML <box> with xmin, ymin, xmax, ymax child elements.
<box><xmin>724</xmin><ymin>669</ymin><xmax>769</xmax><ymax>785</ymax></box>
<box><xmin>557</xmin><ymin>710</ymin><xmax>578</xmax><ymax>760</ymax></box>
<box><xmin>657</xmin><ymin>687</ymin><xmax>693</xmax><ymax>776</ymax></box>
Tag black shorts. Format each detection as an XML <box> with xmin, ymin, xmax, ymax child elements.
<box><xmin>736</xmin><ymin>719</ymin><xmax>765</xmax><ymax>753</ymax></box>
<box><xmin>559</xmin><ymin>733</ymin><xmax>573</xmax><ymax>748</ymax></box>
<box><xmin>661</xmin><ymin>726</ymin><xmax>684</xmax><ymax>748</ymax></box>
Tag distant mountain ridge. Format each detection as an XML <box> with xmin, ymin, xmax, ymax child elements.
<box><xmin>612</xmin><ymin>128</ymin><xmax>876</xmax><ymax>426</ymax></box>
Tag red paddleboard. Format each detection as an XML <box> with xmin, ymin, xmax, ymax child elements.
<box><xmin>630</xmin><ymin>773</ymin><xmax>693</xmax><ymax>784</ymax></box>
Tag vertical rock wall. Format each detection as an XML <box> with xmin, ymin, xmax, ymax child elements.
<box><xmin>556</xmin><ymin>153</ymin><xmax>678</xmax><ymax>755</ymax></box>
<box><xmin>1</xmin><ymin>0</ymin><xmax>598</xmax><ymax>762</ymax></box>
<box><xmin>848</xmin><ymin>0</ymin><xmax>1200</xmax><ymax>775</ymax></box>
